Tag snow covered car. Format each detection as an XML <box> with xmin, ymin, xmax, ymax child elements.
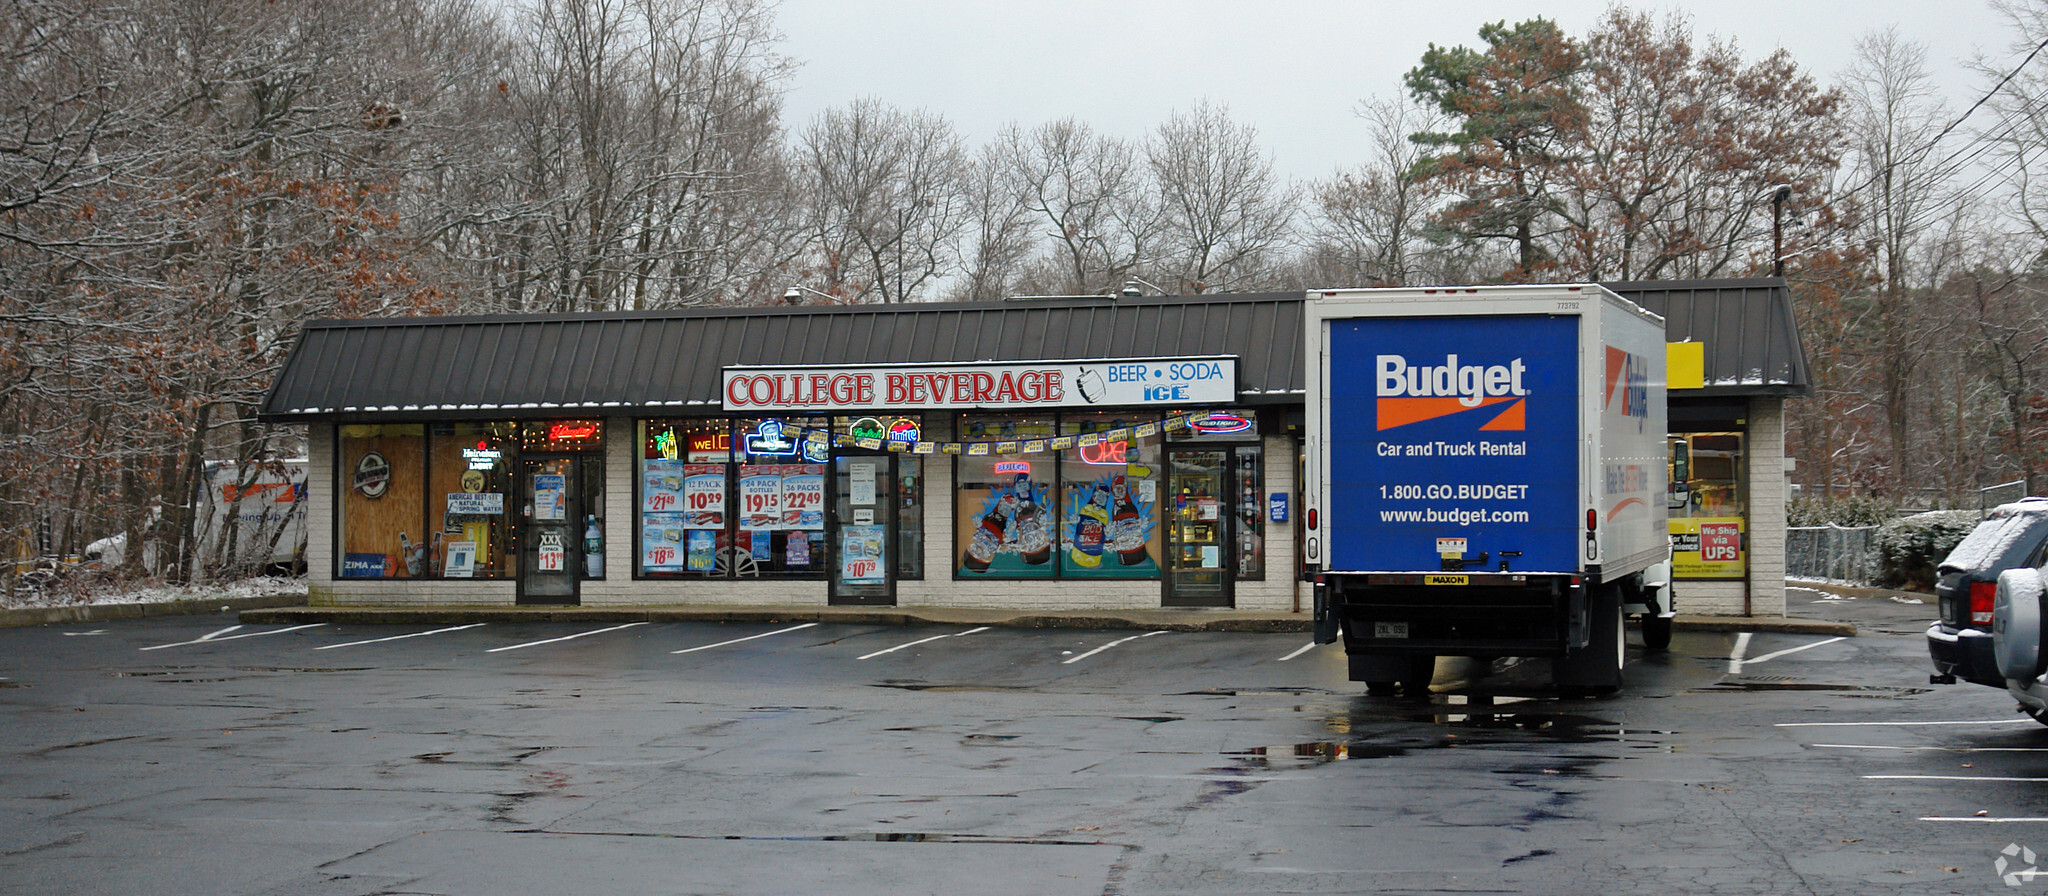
<box><xmin>1929</xmin><ymin>499</ymin><xmax>2048</xmax><ymax>689</ymax></box>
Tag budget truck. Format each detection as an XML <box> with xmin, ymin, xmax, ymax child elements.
<box><xmin>1304</xmin><ymin>285</ymin><xmax>1673</xmax><ymax>694</ymax></box>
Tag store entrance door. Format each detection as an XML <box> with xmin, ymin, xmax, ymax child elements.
<box><xmin>517</xmin><ymin>455</ymin><xmax>581</xmax><ymax>605</ymax></box>
<box><xmin>1165</xmin><ymin>448</ymin><xmax>1233</xmax><ymax>607</ymax></box>
<box><xmin>830</xmin><ymin>451</ymin><xmax>895</xmax><ymax>606</ymax></box>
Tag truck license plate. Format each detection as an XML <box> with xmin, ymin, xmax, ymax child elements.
<box><xmin>1374</xmin><ymin>622</ymin><xmax>1409</xmax><ymax>639</ymax></box>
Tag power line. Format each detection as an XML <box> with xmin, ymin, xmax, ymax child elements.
<box><xmin>1834</xmin><ymin>33</ymin><xmax>2048</xmax><ymax>209</ymax></box>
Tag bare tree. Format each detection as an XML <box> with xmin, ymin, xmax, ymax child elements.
<box><xmin>1002</xmin><ymin>118</ymin><xmax>1159</xmax><ymax>296</ymax></box>
<box><xmin>795</xmin><ymin>98</ymin><xmax>968</xmax><ymax>303</ymax></box>
<box><xmin>1145</xmin><ymin>101</ymin><xmax>1296</xmax><ymax>293</ymax></box>
<box><xmin>1302</xmin><ymin>98</ymin><xmax>1461</xmax><ymax>287</ymax></box>
<box><xmin>949</xmin><ymin>133</ymin><xmax>1034</xmax><ymax>302</ymax></box>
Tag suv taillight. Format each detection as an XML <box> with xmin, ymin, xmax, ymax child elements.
<box><xmin>1971</xmin><ymin>581</ymin><xmax>1998</xmax><ymax>627</ymax></box>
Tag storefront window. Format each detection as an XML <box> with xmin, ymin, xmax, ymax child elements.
<box><xmin>641</xmin><ymin>418</ymin><xmax>826</xmax><ymax>579</ymax></box>
<box><xmin>427</xmin><ymin>422</ymin><xmax>514</xmax><ymax>579</ymax></box>
<box><xmin>337</xmin><ymin>424</ymin><xmax>425</xmax><ymax>579</ymax></box>
<box><xmin>1234</xmin><ymin>445</ymin><xmax>1264</xmax><ymax>580</ymax></box>
<box><xmin>954</xmin><ymin>416</ymin><xmax>1057</xmax><ymax>578</ymax></box>
<box><xmin>1059</xmin><ymin>412</ymin><xmax>1163</xmax><ymax>579</ymax></box>
<box><xmin>1669</xmin><ymin>432</ymin><xmax>1745</xmax><ymax>579</ymax></box>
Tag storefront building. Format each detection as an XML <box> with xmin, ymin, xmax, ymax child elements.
<box><xmin>260</xmin><ymin>280</ymin><xmax>1808</xmax><ymax>616</ymax></box>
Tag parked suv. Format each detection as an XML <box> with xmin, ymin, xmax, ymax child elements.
<box><xmin>1929</xmin><ymin>498</ymin><xmax>2048</xmax><ymax>689</ymax></box>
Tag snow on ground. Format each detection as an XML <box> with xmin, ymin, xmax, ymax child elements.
<box><xmin>0</xmin><ymin>576</ymin><xmax>308</xmax><ymax>611</ymax></box>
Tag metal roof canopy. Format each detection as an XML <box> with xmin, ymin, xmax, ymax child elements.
<box><xmin>257</xmin><ymin>280</ymin><xmax>1806</xmax><ymax>422</ymax></box>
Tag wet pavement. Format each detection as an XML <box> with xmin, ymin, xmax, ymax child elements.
<box><xmin>0</xmin><ymin>583</ymin><xmax>2038</xmax><ymax>895</ymax></box>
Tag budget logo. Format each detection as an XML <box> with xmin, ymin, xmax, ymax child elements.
<box><xmin>1375</xmin><ymin>354</ymin><xmax>1528</xmax><ymax>431</ymax></box>
<box><xmin>1604</xmin><ymin>346</ymin><xmax>1649</xmax><ymax>420</ymax></box>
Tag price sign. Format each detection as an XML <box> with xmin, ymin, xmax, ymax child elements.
<box><xmin>782</xmin><ymin>465</ymin><xmax>825</xmax><ymax>529</ymax></box>
<box><xmin>739</xmin><ymin>467</ymin><xmax>782</xmax><ymax>529</ymax></box>
<box><xmin>643</xmin><ymin>459</ymin><xmax>686</xmax><ymax>513</ymax></box>
<box><xmin>641</xmin><ymin>515</ymin><xmax>687</xmax><ymax>572</ymax></box>
<box><xmin>683</xmin><ymin>464</ymin><xmax>726</xmax><ymax>529</ymax></box>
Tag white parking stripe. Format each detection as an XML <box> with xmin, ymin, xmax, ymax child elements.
<box><xmin>315</xmin><ymin>623</ymin><xmax>486</xmax><ymax>650</ymax></box>
<box><xmin>1726</xmin><ymin>632</ymin><xmax>1751</xmax><ymax>673</ymax></box>
<box><xmin>1062</xmin><ymin>630</ymin><xmax>1167</xmax><ymax>665</ymax></box>
<box><xmin>1738</xmin><ymin>636</ymin><xmax>1847</xmax><ymax>668</ymax></box>
<box><xmin>1922</xmin><ymin>817</ymin><xmax>2048</xmax><ymax>823</ymax></box>
<box><xmin>1868</xmin><ymin>774</ymin><xmax>2048</xmax><ymax>782</ymax></box>
<box><xmin>859</xmin><ymin>627</ymin><xmax>989</xmax><ymax>660</ymax></box>
<box><xmin>671</xmin><ymin>623</ymin><xmax>817</xmax><ymax>655</ymax></box>
<box><xmin>140</xmin><ymin>624</ymin><xmax>325</xmax><ymax>651</ymax></box>
<box><xmin>1778</xmin><ymin>719</ymin><xmax>2035</xmax><ymax>728</ymax></box>
<box><xmin>485</xmin><ymin>622</ymin><xmax>646</xmax><ymax>653</ymax></box>
<box><xmin>1815</xmin><ymin>744</ymin><xmax>2048</xmax><ymax>753</ymax></box>
<box><xmin>1277</xmin><ymin>642</ymin><xmax>1317</xmax><ymax>662</ymax></box>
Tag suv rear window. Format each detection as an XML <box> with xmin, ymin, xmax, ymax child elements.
<box><xmin>1941</xmin><ymin>501</ymin><xmax>2048</xmax><ymax>574</ymax></box>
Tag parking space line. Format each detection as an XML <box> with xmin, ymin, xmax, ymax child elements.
<box><xmin>1726</xmin><ymin>632</ymin><xmax>1751</xmax><ymax>673</ymax></box>
<box><xmin>1738</xmin><ymin>636</ymin><xmax>1847</xmax><ymax>669</ymax></box>
<box><xmin>1868</xmin><ymin>774</ymin><xmax>2048</xmax><ymax>782</ymax></box>
<box><xmin>1922</xmin><ymin>817</ymin><xmax>2048</xmax><ymax>823</ymax></box>
<box><xmin>858</xmin><ymin>626</ymin><xmax>989</xmax><ymax>660</ymax></box>
<box><xmin>1815</xmin><ymin>744</ymin><xmax>2048</xmax><ymax>753</ymax></box>
<box><xmin>671</xmin><ymin>623</ymin><xmax>817</xmax><ymax>655</ymax></box>
<box><xmin>1777</xmin><ymin>719</ymin><xmax>2036</xmax><ymax>728</ymax></box>
<box><xmin>140</xmin><ymin>624</ymin><xmax>326</xmax><ymax>651</ymax></box>
<box><xmin>485</xmin><ymin>622</ymin><xmax>646</xmax><ymax>653</ymax></box>
<box><xmin>1062</xmin><ymin>630</ymin><xmax>1167</xmax><ymax>665</ymax></box>
<box><xmin>315</xmin><ymin>623</ymin><xmax>487</xmax><ymax>650</ymax></box>
<box><xmin>1277</xmin><ymin>642</ymin><xmax>1317</xmax><ymax>662</ymax></box>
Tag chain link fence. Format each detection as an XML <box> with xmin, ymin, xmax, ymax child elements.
<box><xmin>1786</xmin><ymin>524</ymin><xmax>1879</xmax><ymax>585</ymax></box>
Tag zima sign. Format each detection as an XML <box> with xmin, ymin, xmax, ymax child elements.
<box><xmin>722</xmin><ymin>357</ymin><xmax>1237</xmax><ymax>412</ymax></box>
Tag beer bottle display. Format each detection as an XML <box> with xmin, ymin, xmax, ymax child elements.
<box><xmin>1111</xmin><ymin>475</ymin><xmax>1149</xmax><ymax>566</ymax></box>
<box><xmin>1012</xmin><ymin>474</ymin><xmax>1051</xmax><ymax>565</ymax></box>
<box><xmin>1070</xmin><ymin>482</ymin><xmax>1110</xmax><ymax>567</ymax></box>
<box><xmin>962</xmin><ymin>501</ymin><xmax>1005</xmax><ymax>573</ymax></box>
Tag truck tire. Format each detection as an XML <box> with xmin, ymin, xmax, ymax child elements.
<box><xmin>1402</xmin><ymin>655</ymin><xmax>1437</xmax><ymax>697</ymax></box>
<box><xmin>1351</xmin><ymin>653</ymin><xmax>1414</xmax><ymax>697</ymax></box>
<box><xmin>1554</xmin><ymin>584</ymin><xmax>1624</xmax><ymax>693</ymax></box>
<box><xmin>1641</xmin><ymin>614</ymin><xmax>1673</xmax><ymax>650</ymax></box>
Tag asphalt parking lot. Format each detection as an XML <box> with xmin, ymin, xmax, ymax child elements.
<box><xmin>4</xmin><ymin>585</ymin><xmax>2048</xmax><ymax>895</ymax></box>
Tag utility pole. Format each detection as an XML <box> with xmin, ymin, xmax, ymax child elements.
<box><xmin>1770</xmin><ymin>184</ymin><xmax>1792</xmax><ymax>278</ymax></box>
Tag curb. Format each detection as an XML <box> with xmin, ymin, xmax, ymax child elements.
<box><xmin>0</xmin><ymin>593</ymin><xmax>309</xmax><ymax>629</ymax></box>
<box><xmin>238</xmin><ymin>604</ymin><xmax>1855</xmax><ymax>637</ymax></box>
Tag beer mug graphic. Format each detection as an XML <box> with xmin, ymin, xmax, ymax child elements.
<box><xmin>1075</xmin><ymin>368</ymin><xmax>1105</xmax><ymax>404</ymax></box>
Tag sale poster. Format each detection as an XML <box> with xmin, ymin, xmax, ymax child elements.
<box><xmin>782</xmin><ymin>465</ymin><xmax>825</xmax><ymax>529</ymax></box>
<box><xmin>739</xmin><ymin>466</ymin><xmax>782</xmax><ymax>529</ymax></box>
<box><xmin>840</xmin><ymin>524</ymin><xmax>885</xmax><ymax>584</ymax></box>
<box><xmin>686</xmin><ymin>530</ymin><xmax>717</xmax><ymax>572</ymax></box>
<box><xmin>683</xmin><ymin>464</ymin><xmax>726</xmax><ymax>529</ymax></box>
<box><xmin>643</xmin><ymin>459</ymin><xmax>686</xmax><ymax>513</ymax></box>
<box><xmin>787</xmin><ymin>530</ymin><xmax>811</xmax><ymax>566</ymax></box>
<box><xmin>641</xmin><ymin>513</ymin><xmax>687</xmax><ymax>571</ymax></box>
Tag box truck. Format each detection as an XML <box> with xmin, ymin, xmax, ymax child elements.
<box><xmin>1304</xmin><ymin>285</ymin><xmax>1673</xmax><ymax>694</ymax></box>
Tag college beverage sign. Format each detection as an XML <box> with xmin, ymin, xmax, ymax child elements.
<box><xmin>722</xmin><ymin>358</ymin><xmax>1238</xmax><ymax>412</ymax></box>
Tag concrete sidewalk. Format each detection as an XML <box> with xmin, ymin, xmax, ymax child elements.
<box><xmin>236</xmin><ymin>603</ymin><xmax>1857</xmax><ymax>637</ymax></box>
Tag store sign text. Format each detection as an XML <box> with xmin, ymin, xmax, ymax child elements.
<box><xmin>723</xmin><ymin>358</ymin><xmax>1236</xmax><ymax>411</ymax></box>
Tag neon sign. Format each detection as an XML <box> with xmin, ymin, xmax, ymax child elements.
<box><xmin>652</xmin><ymin>429</ymin><xmax>678</xmax><ymax>460</ymax></box>
<box><xmin>1190</xmin><ymin>413</ymin><xmax>1253</xmax><ymax>435</ymax></box>
<box><xmin>994</xmin><ymin>461</ymin><xmax>1031</xmax><ymax>475</ymax></box>
<box><xmin>548</xmin><ymin>421</ymin><xmax>600</xmax><ymax>442</ymax></box>
<box><xmin>688</xmin><ymin>429</ymin><xmax>731</xmax><ymax>455</ymax></box>
<box><xmin>1080</xmin><ymin>440</ymin><xmax>1129</xmax><ymax>465</ymax></box>
<box><xmin>462</xmin><ymin>440</ymin><xmax>503</xmax><ymax>470</ymax></box>
<box><xmin>745</xmin><ymin>420</ymin><xmax>798</xmax><ymax>456</ymax></box>
<box><xmin>887</xmin><ymin>418</ymin><xmax>920</xmax><ymax>443</ymax></box>
<box><xmin>847</xmin><ymin>417</ymin><xmax>886</xmax><ymax>441</ymax></box>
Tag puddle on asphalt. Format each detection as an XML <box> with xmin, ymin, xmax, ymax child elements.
<box><xmin>1694</xmin><ymin>681</ymin><xmax>1931</xmax><ymax>697</ymax></box>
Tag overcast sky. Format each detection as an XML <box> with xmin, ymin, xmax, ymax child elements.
<box><xmin>775</xmin><ymin>0</ymin><xmax>2023</xmax><ymax>183</ymax></box>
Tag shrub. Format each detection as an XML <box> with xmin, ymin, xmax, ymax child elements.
<box><xmin>1875</xmin><ymin>510</ymin><xmax>1983</xmax><ymax>591</ymax></box>
<box><xmin>1788</xmin><ymin>495</ymin><xmax>1898</xmax><ymax>528</ymax></box>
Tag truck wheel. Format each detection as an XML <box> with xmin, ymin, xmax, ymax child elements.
<box><xmin>1642</xmin><ymin>614</ymin><xmax>1673</xmax><ymax>650</ymax></box>
<box><xmin>1554</xmin><ymin>585</ymin><xmax>1624</xmax><ymax>693</ymax></box>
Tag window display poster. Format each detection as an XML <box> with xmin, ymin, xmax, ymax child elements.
<box><xmin>747</xmin><ymin>529</ymin><xmax>772</xmax><ymax>562</ymax></box>
<box><xmin>643</xmin><ymin>459</ymin><xmax>686</xmax><ymax>513</ymax></box>
<box><xmin>787</xmin><ymin>530</ymin><xmax>812</xmax><ymax>566</ymax></box>
<box><xmin>535</xmin><ymin>474</ymin><xmax>566</xmax><ymax>521</ymax></box>
<box><xmin>1670</xmin><ymin>517</ymin><xmax>1745</xmax><ymax>578</ymax></box>
<box><xmin>841</xmin><ymin>524</ymin><xmax>885</xmax><ymax>584</ymax></box>
<box><xmin>443</xmin><ymin>541</ymin><xmax>477</xmax><ymax>578</ymax></box>
<box><xmin>683</xmin><ymin>464</ymin><xmax>726</xmax><ymax>529</ymax></box>
<box><xmin>686</xmin><ymin>529</ymin><xmax>717</xmax><ymax>572</ymax></box>
<box><xmin>642</xmin><ymin>513</ymin><xmax>687</xmax><ymax>571</ymax></box>
<box><xmin>782</xmin><ymin>465</ymin><xmax>825</xmax><ymax>529</ymax></box>
<box><xmin>739</xmin><ymin>467</ymin><xmax>782</xmax><ymax>529</ymax></box>
<box><xmin>850</xmin><ymin>461</ymin><xmax>877</xmax><ymax>506</ymax></box>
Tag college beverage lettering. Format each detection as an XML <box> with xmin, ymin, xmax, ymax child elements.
<box><xmin>725</xmin><ymin>369</ymin><xmax>1064</xmax><ymax>408</ymax></box>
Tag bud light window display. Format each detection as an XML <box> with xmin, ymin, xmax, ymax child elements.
<box><xmin>954</xmin><ymin>416</ymin><xmax>1057</xmax><ymax>578</ymax></box>
<box><xmin>1059</xmin><ymin>412</ymin><xmax>1162</xmax><ymax>579</ymax></box>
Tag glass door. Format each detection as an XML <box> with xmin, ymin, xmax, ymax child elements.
<box><xmin>518</xmin><ymin>455</ymin><xmax>580</xmax><ymax>605</ymax></box>
<box><xmin>830</xmin><ymin>452</ymin><xmax>895</xmax><ymax>606</ymax></box>
<box><xmin>1165</xmin><ymin>448</ymin><xmax>1233</xmax><ymax>607</ymax></box>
